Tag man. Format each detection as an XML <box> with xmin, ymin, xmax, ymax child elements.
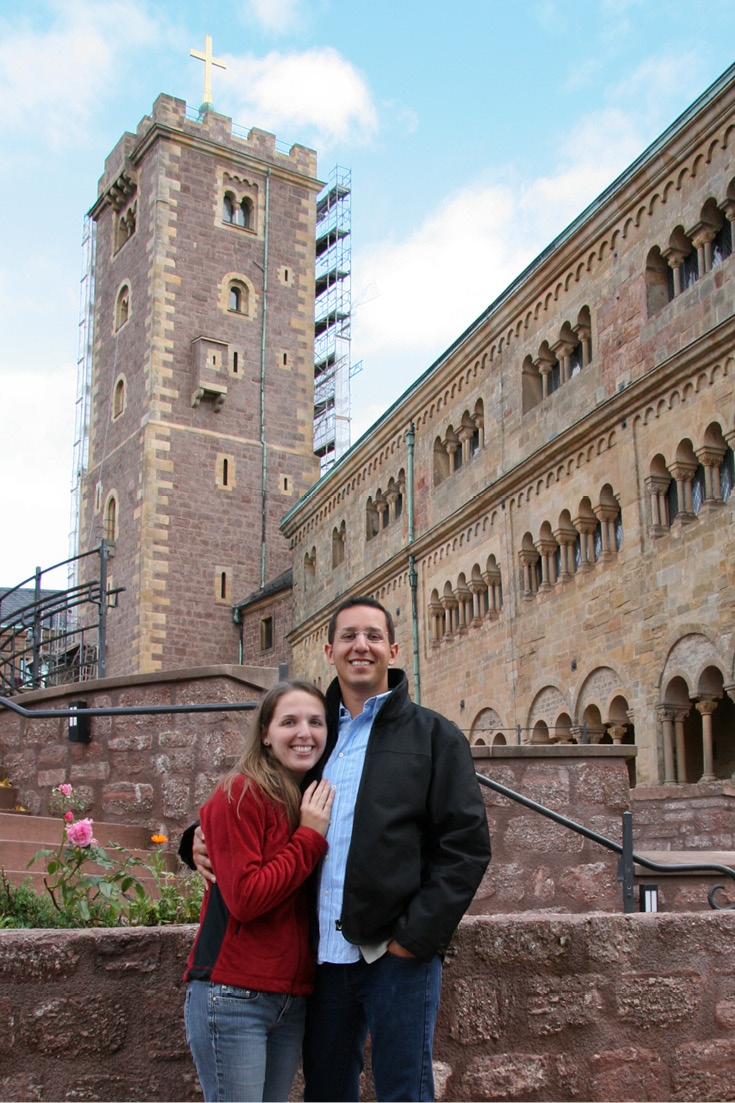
<box><xmin>186</xmin><ymin>596</ymin><xmax>491</xmax><ymax>1101</ymax></box>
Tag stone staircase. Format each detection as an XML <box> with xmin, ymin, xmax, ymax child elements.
<box><xmin>0</xmin><ymin>809</ymin><xmax>177</xmax><ymax>892</ymax></box>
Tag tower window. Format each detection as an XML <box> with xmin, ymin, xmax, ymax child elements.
<box><xmin>104</xmin><ymin>494</ymin><xmax>118</xmax><ymax>543</ymax></box>
<box><xmin>232</xmin><ymin>351</ymin><xmax>239</xmax><ymax>374</ymax></box>
<box><xmin>115</xmin><ymin>284</ymin><xmax>130</xmax><ymax>331</ymax></box>
<box><xmin>230</xmin><ymin>287</ymin><xmax>241</xmax><ymax>312</ymax></box>
<box><xmin>112</xmin><ymin>376</ymin><xmax>125</xmax><ymax>419</ymax></box>
<box><xmin>260</xmin><ymin>616</ymin><xmax>274</xmax><ymax>652</ymax></box>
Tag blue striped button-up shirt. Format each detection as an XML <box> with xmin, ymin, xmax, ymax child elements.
<box><xmin>317</xmin><ymin>690</ymin><xmax>391</xmax><ymax>964</ymax></box>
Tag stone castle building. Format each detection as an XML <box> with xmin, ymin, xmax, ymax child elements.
<box><xmin>78</xmin><ymin>94</ymin><xmax>321</xmax><ymax>676</ymax></box>
<box><xmin>281</xmin><ymin>63</ymin><xmax>735</xmax><ymax>789</ymax></box>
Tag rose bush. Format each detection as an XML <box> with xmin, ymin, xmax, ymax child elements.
<box><xmin>23</xmin><ymin>785</ymin><xmax>202</xmax><ymax>928</ymax></box>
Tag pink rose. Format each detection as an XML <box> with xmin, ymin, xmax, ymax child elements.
<box><xmin>57</xmin><ymin>783</ymin><xmax>72</xmax><ymax>798</ymax></box>
<box><xmin>64</xmin><ymin>811</ymin><xmax>73</xmax><ymax>822</ymax></box>
<box><xmin>67</xmin><ymin>818</ymin><xmax>94</xmax><ymax>847</ymax></box>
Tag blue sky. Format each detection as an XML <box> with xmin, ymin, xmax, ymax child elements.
<box><xmin>2</xmin><ymin>0</ymin><xmax>734</xmax><ymax>586</ymax></box>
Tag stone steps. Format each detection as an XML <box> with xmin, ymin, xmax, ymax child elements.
<box><xmin>0</xmin><ymin>810</ymin><xmax>177</xmax><ymax>891</ymax></box>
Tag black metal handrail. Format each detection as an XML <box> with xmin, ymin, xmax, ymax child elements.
<box><xmin>0</xmin><ymin>697</ymin><xmax>257</xmax><ymax>719</ymax></box>
<box><xmin>476</xmin><ymin>772</ymin><xmax>735</xmax><ymax>912</ymax></box>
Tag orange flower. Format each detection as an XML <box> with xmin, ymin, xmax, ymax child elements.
<box><xmin>151</xmin><ymin>834</ymin><xmax>168</xmax><ymax>844</ymax></box>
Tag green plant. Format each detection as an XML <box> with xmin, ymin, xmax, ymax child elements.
<box><xmin>25</xmin><ymin>784</ymin><xmax>202</xmax><ymax>929</ymax></box>
<box><xmin>0</xmin><ymin>870</ymin><xmax>65</xmax><ymax>928</ymax></box>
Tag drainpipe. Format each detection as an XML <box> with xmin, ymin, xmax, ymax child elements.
<box><xmin>259</xmin><ymin>169</ymin><xmax>271</xmax><ymax>588</ymax></box>
<box><xmin>406</xmin><ymin>422</ymin><xmax>420</xmax><ymax>704</ymax></box>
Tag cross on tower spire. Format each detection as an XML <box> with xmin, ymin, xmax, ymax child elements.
<box><xmin>190</xmin><ymin>35</ymin><xmax>226</xmax><ymax>109</ymax></box>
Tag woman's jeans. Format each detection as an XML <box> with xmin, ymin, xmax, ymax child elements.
<box><xmin>185</xmin><ymin>981</ymin><xmax>306</xmax><ymax>1102</ymax></box>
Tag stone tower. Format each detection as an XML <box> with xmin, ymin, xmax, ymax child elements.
<box><xmin>78</xmin><ymin>94</ymin><xmax>321</xmax><ymax>675</ymax></box>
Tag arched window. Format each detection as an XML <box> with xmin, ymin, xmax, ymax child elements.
<box><xmin>104</xmin><ymin>495</ymin><xmax>118</xmax><ymax>543</ymax></box>
<box><xmin>112</xmin><ymin>377</ymin><xmax>125</xmax><ymax>419</ymax></box>
<box><xmin>645</xmin><ymin>247</ymin><xmax>673</xmax><ymax>317</ymax></box>
<box><xmin>691</xmin><ymin>464</ymin><xmax>706</xmax><ymax>516</ymax></box>
<box><xmin>227</xmin><ymin>280</ymin><xmax>249</xmax><ymax>315</ymax></box>
<box><xmin>115</xmin><ymin>285</ymin><xmax>130</xmax><ymax>331</ymax></box>
<box><xmin>712</xmin><ymin>219</ymin><xmax>733</xmax><ymax>266</ymax></box>
<box><xmin>721</xmin><ymin>447</ymin><xmax>735</xmax><ymax>502</ymax></box>
<box><xmin>332</xmin><ymin>523</ymin><xmax>346</xmax><ymax>568</ymax></box>
<box><xmin>235</xmin><ymin>198</ymin><xmax>253</xmax><ymax>229</ymax></box>
<box><xmin>223</xmin><ymin>194</ymin><xmax>234</xmax><ymax>223</ymax></box>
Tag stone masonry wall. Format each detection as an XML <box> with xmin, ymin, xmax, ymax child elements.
<box><xmin>2</xmin><ymin>914</ymin><xmax>734</xmax><ymax>1102</ymax></box>
<box><xmin>0</xmin><ymin>668</ymin><xmax>275</xmax><ymax>841</ymax></box>
<box><xmin>632</xmin><ymin>781</ymin><xmax>735</xmax><ymax>851</ymax></box>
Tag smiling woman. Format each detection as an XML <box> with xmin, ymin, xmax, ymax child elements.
<box><xmin>183</xmin><ymin>679</ymin><xmax>335</xmax><ymax>1103</ymax></box>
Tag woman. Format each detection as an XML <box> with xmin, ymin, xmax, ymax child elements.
<box><xmin>183</xmin><ymin>680</ymin><xmax>334</xmax><ymax>1102</ymax></box>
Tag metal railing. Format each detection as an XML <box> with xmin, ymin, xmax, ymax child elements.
<box><xmin>0</xmin><ymin>542</ymin><xmax>123</xmax><ymax>695</ymax></box>
<box><xmin>476</xmin><ymin>772</ymin><xmax>735</xmax><ymax>912</ymax></box>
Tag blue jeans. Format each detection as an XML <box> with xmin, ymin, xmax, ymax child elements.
<box><xmin>302</xmin><ymin>953</ymin><xmax>442</xmax><ymax>1102</ymax></box>
<box><xmin>185</xmin><ymin>981</ymin><xmax>306</xmax><ymax>1102</ymax></box>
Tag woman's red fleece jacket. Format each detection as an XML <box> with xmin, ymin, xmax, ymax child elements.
<box><xmin>184</xmin><ymin>776</ymin><xmax>328</xmax><ymax>994</ymax></box>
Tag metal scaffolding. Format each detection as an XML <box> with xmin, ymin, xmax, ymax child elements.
<box><xmin>68</xmin><ymin>215</ymin><xmax>96</xmax><ymax>589</ymax></box>
<box><xmin>313</xmin><ymin>166</ymin><xmax>357</xmax><ymax>474</ymax></box>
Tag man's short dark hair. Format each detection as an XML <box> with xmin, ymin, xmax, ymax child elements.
<box><xmin>327</xmin><ymin>595</ymin><xmax>395</xmax><ymax>645</ymax></box>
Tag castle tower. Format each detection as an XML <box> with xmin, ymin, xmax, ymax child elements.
<box><xmin>77</xmin><ymin>94</ymin><xmax>321</xmax><ymax>675</ymax></box>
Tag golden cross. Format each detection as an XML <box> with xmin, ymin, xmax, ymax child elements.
<box><xmin>190</xmin><ymin>35</ymin><xmax>226</xmax><ymax>107</ymax></box>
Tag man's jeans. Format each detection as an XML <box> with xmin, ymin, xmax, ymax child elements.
<box><xmin>185</xmin><ymin>981</ymin><xmax>305</xmax><ymax>1102</ymax></box>
<box><xmin>303</xmin><ymin>953</ymin><xmax>442</xmax><ymax>1102</ymax></box>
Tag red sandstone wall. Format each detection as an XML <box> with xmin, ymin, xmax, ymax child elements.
<box><xmin>1</xmin><ymin>915</ymin><xmax>734</xmax><ymax>1102</ymax></box>
<box><xmin>0</xmin><ymin>669</ymin><xmax>274</xmax><ymax>840</ymax></box>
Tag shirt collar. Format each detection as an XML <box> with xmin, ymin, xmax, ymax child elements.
<box><xmin>338</xmin><ymin>688</ymin><xmax>392</xmax><ymax>723</ymax></box>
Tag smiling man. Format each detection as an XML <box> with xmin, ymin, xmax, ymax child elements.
<box><xmin>301</xmin><ymin>595</ymin><xmax>491</xmax><ymax>1103</ymax></box>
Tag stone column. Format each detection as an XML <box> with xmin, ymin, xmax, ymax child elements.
<box><xmin>573</xmin><ymin>518</ymin><xmax>597</xmax><ymax>571</ymax></box>
<box><xmin>645</xmin><ymin>473</ymin><xmax>672</xmax><ymax>534</ymax></box>
<box><xmin>534</xmin><ymin>537</ymin><xmax>557</xmax><ymax>591</ymax></box>
<box><xmin>696</xmin><ymin>445</ymin><xmax>726</xmax><ymax>511</ymax></box>
<box><xmin>607</xmin><ymin>724</ymin><xmax>628</xmax><ymax>745</ymax></box>
<box><xmin>384</xmin><ymin>487</ymin><xmax>399</xmax><ymax>523</ymax></box>
<box><xmin>657</xmin><ymin>706</ymin><xmax>677</xmax><ymax>785</ymax></box>
<box><xmin>519</xmin><ymin>548</ymin><xmax>540</xmax><ymax>597</ymax></box>
<box><xmin>663</xmin><ymin>246</ymin><xmax>686</xmax><ymax>296</ymax></box>
<box><xmin>554</xmin><ymin>531</ymin><xmax>576</xmax><ymax>581</ymax></box>
<box><xmin>689</xmin><ymin>221</ymin><xmax>717</xmax><ymax>274</ymax></box>
<box><xmin>482</xmin><ymin>567</ymin><xmax>502</xmax><ymax>617</ymax></box>
<box><xmin>428</xmin><ymin>599</ymin><xmax>443</xmax><ymax>646</ymax></box>
<box><xmin>551</xmin><ymin>339</ymin><xmax>575</xmax><ymax>384</ymax></box>
<box><xmin>375</xmin><ymin>499</ymin><xmax>388</xmax><ymax>530</ymax></box>
<box><xmin>454</xmin><ymin>587</ymin><xmax>472</xmax><ymax>634</ymax></box>
<box><xmin>445</xmin><ymin>439</ymin><xmax>459</xmax><ymax>474</ymax></box>
<box><xmin>573</xmin><ymin>321</ymin><xmax>591</xmax><ymax>367</ymax></box>
<box><xmin>458</xmin><ymin>425</ymin><xmax>473</xmax><ymax>465</ymax></box>
<box><xmin>694</xmin><ymin>698</ymin><xmax>719</xmax><ymax>782</ymax></box>
<box><xmin>469</xmin><ymin>580</ymin><xmax>486</xmax><ymax>626</ymax></box>
<box><xmin>669</xmin><ymin>460</ymin><xmax>697</xmax><ymax>523</ymax></box>
<box><xmin>673</xmin><ymin>708</ymin><xmax>689</xmax><ymax>784</ymax></box>
<box><xmin>593</xmin><ymin>503</ymin><xmax>619</xmax><ymax>561</ymax></box>
<box><xmin>535</xmin><ymin>353</ymin><xmax>555</xmax><ymax>399</ymax></box>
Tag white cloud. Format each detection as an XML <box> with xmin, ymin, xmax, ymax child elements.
<box><xmin>221</xmin><ymin>47</ymin><xmax>378</xmax><ymax>147</ymax></box>
<box><xmin>0</xmin><ymin>1</ymin><xmax>165</xmax><ymax>146</ymax></box>
<box><xmin>350</xmin><ymin>103</ymin><xmax>650</xmax><ymax>440</ymax></box>
<box><xmin>246</xmin><ymin>0</ymin><xmax>304</xmax><ymax>33</ymax></box>
<box><xmin>0</xmin><ymin>369</ymin><xmax>77</xmax><ymax>585</ymax></box>
<box><xmin>610</xmin><ymin>52</ymin><xmax>700</xmax><ymax>119</ymax></box>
